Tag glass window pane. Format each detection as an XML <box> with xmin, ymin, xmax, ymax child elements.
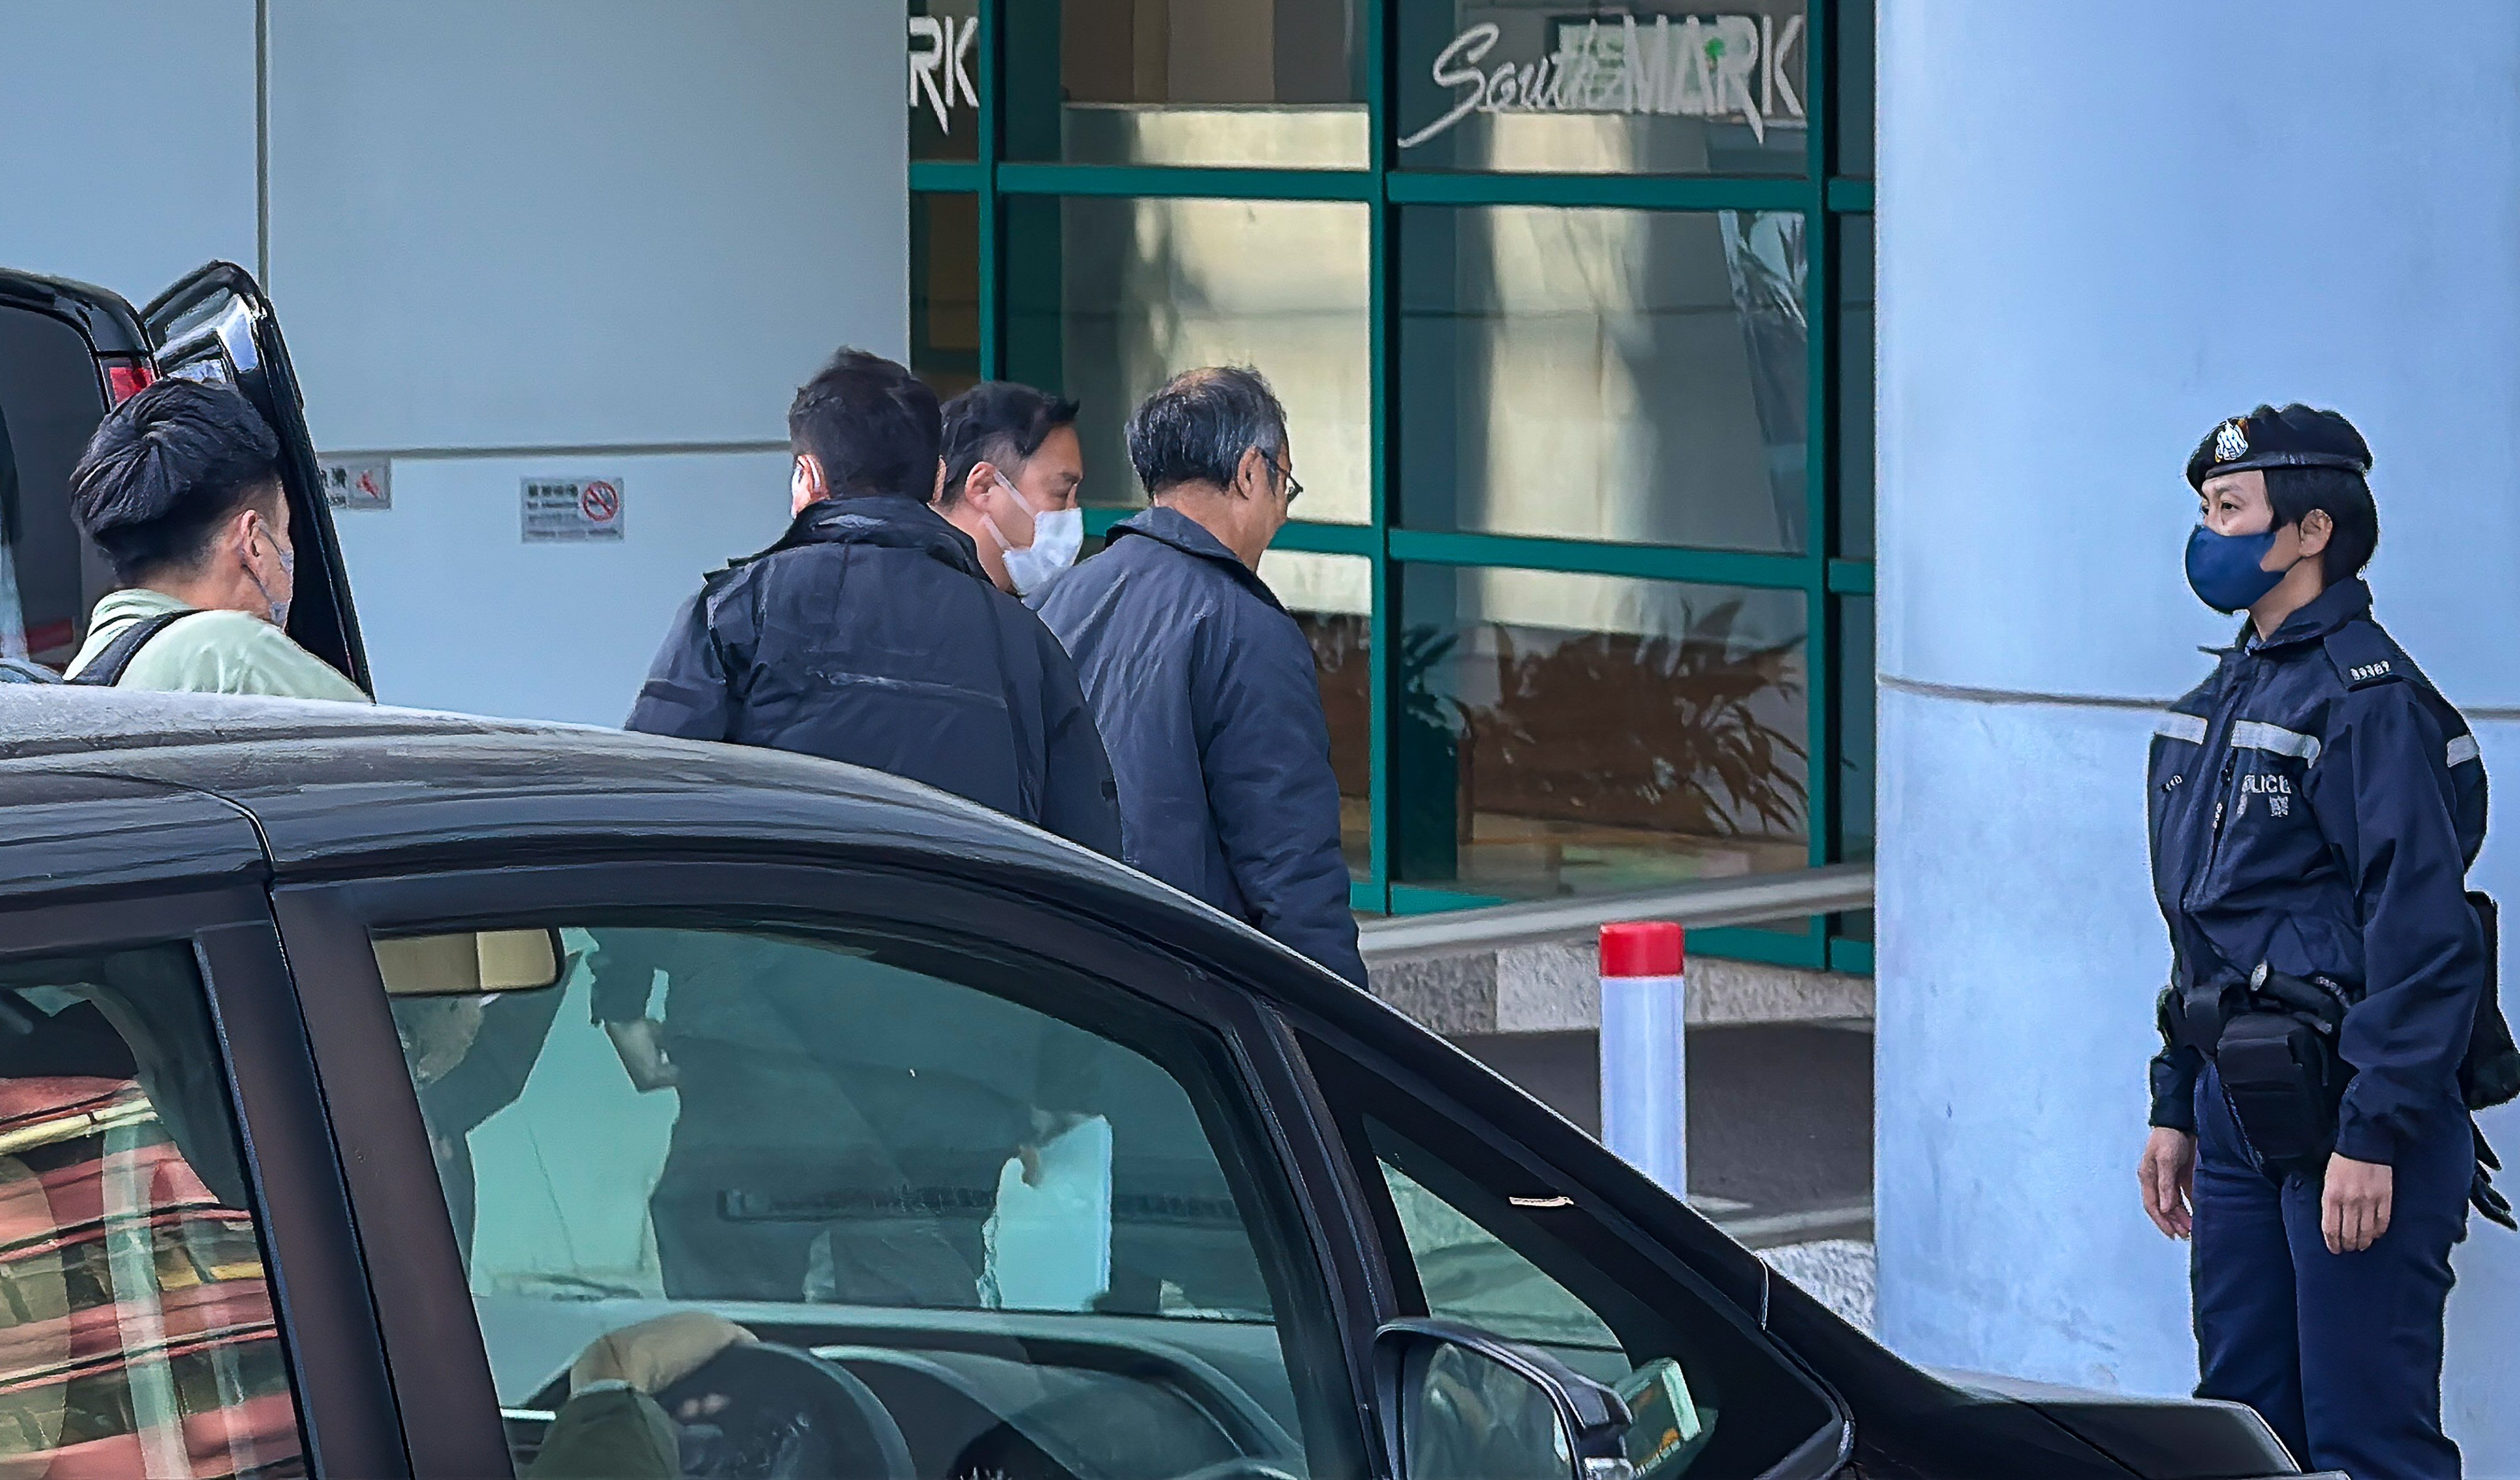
<box><xmin>908</xmin><ymin>1</ymin><xmax>981</xmax><ymax>162</ymax></box>
<box><xmin>1259</xmin><ymin>550</ymin><xmax>1371</xmax><ymax>878</ymax></box>
<box><xmin>1397</xmin><ymin>566</ymin><xmax>1809</xmax><ymax>898</ymax></box>
<box><xmin>0</xmin><ymin>946</ymin><xmax>305</xmax><ymax>1474</ymax></box>
<box><xmin>911</xmin><ymin>193</ymin><xmax>982</xmax><ymax>401</ymax></box>
<box><xmin>1835</xmin><ymin>214</ymin><xmax>1873</xmax><ymax>558</ymax></box>
<box><xmin>1377</xmin><ymin>1161</ymin><xmax>1621</xmax><ymax>1354</ymax></box>
<box><xmin>392</xmin><ymin>922</ymin><xmax>1355</xmax><ymax>1474</ymax></box>
<box><xmin>1019</xmin><ymin>196</ymin><xmax>1370</xmax><ymax>526</ymax></box>
<box><xmin>1394</xmin><ymin>2</ymin><xmax>1809</xmax><ymax>175</ymax></box>
<box><xmin>1007</xmin><ymin>1</ymin><xmax>1366</xmax><ymax>168</ymax></box>
<box><xmin>1399</xmin><ymin>205</ymin><xmax>1808</xmax><ymax>553</ymax></box>
<box><xmin>1833</xmin><ymin>0</ymin><xmax>1873</xmax><ymax>177</ymax></box>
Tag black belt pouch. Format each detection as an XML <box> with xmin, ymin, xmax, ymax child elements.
<box><xmin>2217</xmin><ymin>1011</ymin><xmax>2343</xmax><ymax>1168</ymax></box>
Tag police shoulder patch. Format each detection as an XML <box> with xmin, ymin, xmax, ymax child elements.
<box><xmin>2323</xmin><ymin>622</ymin><xmax>2402</xmax><ymax>690</ymax></box>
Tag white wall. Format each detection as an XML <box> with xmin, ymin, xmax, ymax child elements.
<box><xmin>3</xmin><ymin>0</ymin><xmax>907</xmax><ymax>726</ymax></box>
<box><xmin>1876</xmin><ymin>0</ymin><xmax>2520</xmax><ymax>1462</ymax></box>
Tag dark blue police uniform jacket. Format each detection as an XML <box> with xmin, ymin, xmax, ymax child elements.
<box><xmin>2147</xmin><ymin>577</ymin><xmax>2488</xmax><ymax>1165</ymax></box>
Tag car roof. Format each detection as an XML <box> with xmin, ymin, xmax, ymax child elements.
<box><xmin>0</xmin><ymin>686</ymin><xmax>1351</xmax><ymax>1000</ymax></box>
<box><xmin>0</xmin><ymin>686</ymin><xmax>1795</xmax><ymax>1334</ymax></box>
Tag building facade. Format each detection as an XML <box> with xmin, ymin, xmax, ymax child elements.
<box><xmin>1876</xmin><ymin>0</ymin><xmax>2520</xmax><ymax>1462</ymax></box>
<box><xmin>908</xmin><ymin>0</ymin><xmax>1878</xmax><ymax>972</ymax></box>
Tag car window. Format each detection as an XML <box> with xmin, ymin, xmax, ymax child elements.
<box><xmin>0</xmin><ymin>305</ymin><xmax>110</xmax><ymax>670</ymax></box>
<box><xmin>1376</xmin><ymin>1159</ymin><xmax>1621</xmax><ymax>1356</ymax></box>
<box><xmin>0</xmin><ymin>945</ymin><xmax>304</xmax><ymax>1476</ymax></box>
<box><xmin>384</xmin><ymin>921</ymin><xmax>1355</xmax><ymax>1479</ymax></box>
<box><xmin>1302</xmin><ymin>1030</ymin><xmax>1838</xmax><ymax>1480</ymax></box>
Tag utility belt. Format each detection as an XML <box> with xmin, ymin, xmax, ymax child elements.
<box><xmin>2160</xmin><ymin>892</ymin><xmax>2520</xmax><ymax>1225</ymax></box>
<box><xmin>2164</xmin><ymin>964</ymin><xmax>2353</xmax><ymax>1175</ymax></box>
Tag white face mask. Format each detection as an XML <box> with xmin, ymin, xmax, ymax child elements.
<box><xmin>988</xmin><ymin>473</ymin><xmax>1084</xmax><ymax>596</ymax></box>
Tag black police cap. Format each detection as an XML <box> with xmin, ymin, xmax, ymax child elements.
<box><xmin>2186</xmin><ymin>404</ymin><xmax>2372</xmax><ymax>489</ymax></box>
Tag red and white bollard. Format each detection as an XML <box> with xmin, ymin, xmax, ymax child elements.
<box><xmin>1599</xmin><ymin>921</ymin><xmax>1686</xmax><ymax>1197</ymax></box>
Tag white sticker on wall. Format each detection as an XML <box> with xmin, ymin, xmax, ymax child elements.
<box><xmin>521</xmin><ymin>477</ymin><xmax>624</xmax><ymax>542</ymax></box>
<box><xmin>319</xmin><ymin>456</ymin><xmax>391</xmax><ymax>511</ymax></box>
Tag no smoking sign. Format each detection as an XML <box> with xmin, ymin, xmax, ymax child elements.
<box><xmin>522</xmin><ymin>476</ymin><xmax>626</xmax><ymax>542</ymax></box>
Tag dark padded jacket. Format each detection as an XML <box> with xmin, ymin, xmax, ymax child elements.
<box><xmin>626</xmin><ymin>494</ymin><xmax>1120</xmax><ymax>858</ymax></box>
<box><xmin>2147</xmin><ymin>578</ymin><xmax>2487</xmax><ymax>1164</ymax></box>
<box><xmin>1034</xmin><ymin>508</ymin><xmax>1367</xmax><ymax>986</ymax></box>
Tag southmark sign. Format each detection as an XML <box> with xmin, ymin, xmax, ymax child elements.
<box><xmin>1400</xmin><ymin>13</ymin><xmax>1806</xmax><ymax>150</ymax></box>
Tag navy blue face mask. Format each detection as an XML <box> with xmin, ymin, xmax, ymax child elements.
<box><xmin>2184</xmin><ymin>523</ymin><xmax>2291</xmax><ymax>614</ymax></box>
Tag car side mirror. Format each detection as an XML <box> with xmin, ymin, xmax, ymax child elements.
<box><xmin>372</xmin><ymin>929</ymin><xmax>567</xmax><ymax>996</ymax></box>
<box><xmin>1375</xmin><ymin>1318</ymin><xmax>1635</xmax><ymax>1480</ymax></box>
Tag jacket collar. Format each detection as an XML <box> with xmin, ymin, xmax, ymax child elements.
<box><xmin>742</xmin><ymin>493</ymin><xmax>988</xmax><ymax>580</ymax></box>
<box><xmin>2226</xmin><ymin>576</ymin><xmax>2374</xmax><ymax>655</ymax></box>
<box><xmin>1108</xmin><ymin>506</ymin><xmax>1285</xmax><ymax>611</ymax></box>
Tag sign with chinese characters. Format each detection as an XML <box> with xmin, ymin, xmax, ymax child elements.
<box><xmin>909</xmin><ymin>14</ymin><xmax>978</xmax><ymax>134</ymax></box>
<box><xmin>1400</xmin><ymin>12</ymin><xmax>1806</xmax><ymax>150</ymax></box>
<box><xmin>521</xmin><ymin>476</ymin><xmax>624</xmax><ymax>543</ymax></box>
<box><xmin>317</xmin><ymin>456</ymin><xmax>391</xmax><ymax>511</ymax></box>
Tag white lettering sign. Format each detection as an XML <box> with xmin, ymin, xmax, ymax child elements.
<box><xmin>1399</xmin><ymin>13</ymin><xmax>1804</xmax><ymax>151</ymax></box>
<box><xmin>909</xmin><ymin>15</ymin><xmax>979</xmax><ymax>134</ymax></box>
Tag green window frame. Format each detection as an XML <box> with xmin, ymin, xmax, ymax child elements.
<box><xmin>911</xmin><ymin>0</ymin><xmax>1874</xmax><ymax>977</ymax></box>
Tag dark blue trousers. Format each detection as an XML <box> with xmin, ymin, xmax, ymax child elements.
<box><xmin>2191</xmin><ymin>1066</ymin><xmax>2470</xmax><ymax>1479</ymax></box>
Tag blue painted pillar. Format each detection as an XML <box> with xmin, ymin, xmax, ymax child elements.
<box><xmin>1875</xmin><ymin>0</ymin><xmax>2520</xmax><ymax>1458</ymax></box>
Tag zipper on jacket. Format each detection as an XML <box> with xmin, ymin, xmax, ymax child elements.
<box><xmin>2187</xmin><ymin>655</ymin><xmax>2261</xmax><ymax>910</ymax></box>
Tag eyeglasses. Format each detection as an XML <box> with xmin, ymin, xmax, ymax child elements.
<box><xmin>1281</xmin><ymin>471</ymin><xmax>1304</xmax><ymax>506</ymax></box>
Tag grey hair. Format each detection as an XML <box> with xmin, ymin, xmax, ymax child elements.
<box><xmin>1125</xmin><ymin>366</ymin><xmax>1288</xmax><ymax>497</ymax></box>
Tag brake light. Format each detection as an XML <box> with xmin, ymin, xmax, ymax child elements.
<box><xmin>103</xmin><ymin>358</ymin><xmax>156</xmax><ymax>406</ymax></box>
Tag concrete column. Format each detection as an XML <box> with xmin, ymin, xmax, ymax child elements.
<box><xmin>1876</xmin><ymin>0</ymin><xmax>2520</xmax><ymax>1460</ymax></box>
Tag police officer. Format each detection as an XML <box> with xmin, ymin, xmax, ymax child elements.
<box><xmin>2137</xmin><ymin>405</ymin><xmax>2492</xmax><ymax>1479</ymax></box>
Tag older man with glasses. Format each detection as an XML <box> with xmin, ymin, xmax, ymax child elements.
<box><xmin>1035</xmin><ymin>365</ymin><xmax>1364</xmax><ymax>986</ymax></box>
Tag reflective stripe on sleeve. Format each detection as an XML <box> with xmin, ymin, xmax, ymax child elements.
<box><xmin>2231</xmin><ymin>720</ymin><xmax>2322</xmax><ymax>766</ymax></box>
<box><xmin>2154</xmin><ymin>712</ymin><xmax>2206</xmax><ymax>745</ymax></box>
<box><xmin>2449</xmin><ymin>734</ymin><xmax>2482</xmax><ymax>768</ymax></box>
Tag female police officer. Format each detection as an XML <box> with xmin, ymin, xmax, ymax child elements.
<box><xmin>2136</xmin><ymin>404</ymin><xmax>2489</xmax><ymax>1479</ymax></box>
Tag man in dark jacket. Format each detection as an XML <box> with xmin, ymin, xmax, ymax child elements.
<box><xmin>2137</xmin><ymin>405</ymin><xmax>2490</xmax><ymax>1480</ymax></box>
<box><xmin>625</xmin><ymin>348</ymin><xmax>1120</xmax><ymax>858</ymax></box>
<box><xmin>1035</xmin><ymin>366</ymin><xmax>1366</xmax><ymax>986</ymax></box>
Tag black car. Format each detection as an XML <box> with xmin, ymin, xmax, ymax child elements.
<box><xmin>0</xmin><ymin>682</ymin><xmax>2311</xmax><ymax>1480</ymax></box>
<box><xmin>0</xmin><ymin>262</ymin><xmax>364</xmax><ymax>687</ymax></box>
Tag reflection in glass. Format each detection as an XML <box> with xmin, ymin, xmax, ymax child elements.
<box><xmin>1407</xmin><ymin>1341</ymin><xmax>1574</xmax><ymax>1480</ymax></box>
<box><xmin>909</xmin><ymin>0</ymin><xmax>981</xmax><ymax>161</ymax></box>
<box><xmin>911</xmin><ymin>193</ymin><xmax>981</xmax><ymax>401</ymax></box>
<box><xmin>1010</xmin><ymin>0</ymin><xmax>1367</xmax><ymax>168</ymax></box>
<box><xmin>1397</xmin><ymin>566</ymin><xmax>1808</xmax><ymax>899</ymax></box>
<box><xmin>1026</xmin><ymin>196</ymin><xmax>1370</xmax><ymax>525</ymax></box>
<box><xmin>1261</xmin><ymin>550</ymin><xmax>1373</xmax><ymax>878</ymax></box>
<box><xmin>1394</xmin><ymin>1</ymin><xmax>1809</xmax><ymax>175</ymax></box>
<box><xmin>1400</xmin><ymin>206</ymin><xmax>1807</xmax><ymax>553</ymax></box>
<box><xmin>1835</xmin><ymin>215</ymin><xmax>1873</xmax><ymax>558</ymax></box>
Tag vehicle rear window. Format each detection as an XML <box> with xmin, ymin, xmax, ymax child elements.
<box><xmin>0</xmin><ymin>306</ymin><xmax>110</xmax><ymax>670</ymax></box>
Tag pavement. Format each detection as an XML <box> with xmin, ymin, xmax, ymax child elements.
<box><xmin>1446</xmin><ymin>1022</ymin><xmax>1875</xmax><ymax>1246</ymax></box>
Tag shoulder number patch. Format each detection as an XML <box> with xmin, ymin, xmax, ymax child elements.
<box><xmin>2349</xmin><ymin>659</ymin><xmax>2393</xmax><ymax>684</ymax></box>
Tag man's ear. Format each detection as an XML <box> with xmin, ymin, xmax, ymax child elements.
<box><xmin>2297</xmin><ymin>507</ymin><xmax>2334</xmax><ymax>558</ymax></box>
<box><xmin>791</xmin><ymin>452</ymin><xmax>829</xmax><ymax>514</ymax></box>
<box><xmin>1233</xmin><ymin>446</ymin><xmax>1269</xmax><ymax>500</ymax></box>
<box><xmin>960</xmin><ymin>460</ymin><xmax>1000</xmax><ymax>508</ymax></box>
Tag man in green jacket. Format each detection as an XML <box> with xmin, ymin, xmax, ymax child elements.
<box><xmin>63</xmin><ymin>377</ymin><xmax>365</xmax><ymax>700</ymax></box>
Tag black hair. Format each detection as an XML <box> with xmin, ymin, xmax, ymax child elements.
<box><xmin>938</xmin><ymin>382</ymin><xmax>1080</xmax><ymax>510</ymax></box>
<box><xmin>68</xmin><ymin>378</ymin><xmax>282</xmax><ymax>583</ymax></box>
<box><xmin>1125</xmin><ymin>366</ymin><xmax>1286</xmax><ymax>497</ymax></box>
<box><xmin>2265</xmin><ymin>465</ymin><xmax>2378</xmax><ymax>583</ymax></box>
<box><xmin>787</xmin><ymin>348</ymin><xmax>941</xmax><ymax>500</ymax></box>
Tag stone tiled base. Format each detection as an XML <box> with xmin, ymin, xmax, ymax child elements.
<box><xmin>1760</xmin><ymin>1239</ymin><xmax>1877</xmax><ymax>1333</ymax></box>
<box><xmin>1367</xmin><ymin>938</ymin><xmax>1873</xmax><ymax>1035</ymax></box>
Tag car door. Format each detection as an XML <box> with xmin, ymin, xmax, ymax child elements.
<box><xmin>1285</xmin><ymin>1018</ymin><xmax>1857</xmax><ymax>1480</ymax></box>
<box><xmin>143</xmin><ymin>265</ymin><xmax>368</xmax><ymax>693</ymax></box>
<box><xmin>0</xmin><ymin>262</ymin><xmax>365</xmax><ymax>689</ymax></box>
<box><xmin>266</xmin><ymin>858</ymin><xmax>1380</xmax><ymax>1479</ymax></box>
<box><xmin>0</xmin><ymin>778</ymin><xmax>404</xmax><ymax>1476</ymax></box>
